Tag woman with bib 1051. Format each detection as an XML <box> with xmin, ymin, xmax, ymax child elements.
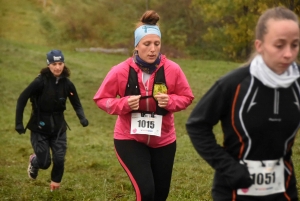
<box><xmin>186</xmin><ymin>6</ymin><xmax>300</xmax><ymax>201</ymax></box>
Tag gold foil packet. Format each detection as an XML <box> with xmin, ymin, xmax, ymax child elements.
<box><xmin>153</xmin><ymin>83</ymin><xmax>167</xmax><ymax>98</ymax></box>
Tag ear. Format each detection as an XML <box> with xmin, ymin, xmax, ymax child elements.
<box><xmin>255</xmin><ymin>39</ymin><xmax>263</xmax><ymax>53</ymax></box>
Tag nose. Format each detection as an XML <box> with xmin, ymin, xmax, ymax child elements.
<box><xmin>150</xmin><ymin>44</ymin><xmax>155</xmax><ymax>52</ymax></box>
<box><xmin>283</xmin><ymin>47</ymin><xmax>292</xmax><ymax>59</ymax></box>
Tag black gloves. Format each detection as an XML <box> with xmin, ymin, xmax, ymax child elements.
<box><xmin>15</xmin><ymin>124</ymin><xmax>26</xmax><ymax>134</ymax></box>
<box><xmin>225</xmin><ymin>163</ymin><xmax>253</xmax><ymax>189</ymax></box>
<box><xmin>80</xmin><ymin>118</ymin><xmax>89</xmax><ymax>127</ymax></box>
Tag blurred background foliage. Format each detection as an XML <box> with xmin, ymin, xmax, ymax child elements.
<box><xmin>1</xmin><ymin>0</ymin><xmax>300</xmax><ymax>61</ymax></box>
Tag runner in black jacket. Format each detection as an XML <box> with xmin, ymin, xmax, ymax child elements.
<box><xmin>186</xmin><ymin>7</ymin><xmax>300</xmax><ymax>201</ymax></box>
<box><xmin>15</xmin><ymin>50</ymin><xmax>89</xmax><ymax>191</ymax></box>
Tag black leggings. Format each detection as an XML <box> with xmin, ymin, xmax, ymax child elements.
<box><xmin>114</xmin><ymin>139</ymin><xmax>176</xmax><ymax>201</ymax></box>
<box><xmin>30</xmin><ymin>131</ymin><xmax>67</xmax><ymax>183</ymax></box>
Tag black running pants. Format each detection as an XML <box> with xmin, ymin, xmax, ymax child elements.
<box><xmin>30</xmin><ymin>131</ymin><xmax>67</xmax><ymax>183</ymax></box>
<box><xmin>114</xmin><ymin>139</ymin><xmax>176</xmax><ymax>201</ymax></box>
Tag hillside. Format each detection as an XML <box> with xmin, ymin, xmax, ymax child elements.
<box><xmin>0</xmin><ymin>0</ymin><xmax>50</xmax><ymax>45</ymax></box>
<box><xmin>0</xmin><ymin>0</ymin><xmax>145</xmax><ymax>50</ymax></box>
<box><xmin>0</xmin><ymin>0</ymin><xmax>192</xmax><ymax>58</ymax></box>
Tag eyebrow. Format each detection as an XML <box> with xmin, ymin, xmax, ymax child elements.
<box><xmin>143</xmin><ymin>40</ymin><xmax>161</xmax><ymax>42</ymax></box>
<box><xmin>275</xmin><ymin>38</ymin><xmax>299</xmax><ymax>42</ymax></box>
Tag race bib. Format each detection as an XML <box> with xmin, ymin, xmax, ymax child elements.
<box><xmin>130</xmin><ymin>113</ymin><xmax>162</xmax><ymax>137</ymax></box>
<box><xmin>237</xmin><ymin>158</ymin><xmax>285</xmax><ymax>196</ymax></box>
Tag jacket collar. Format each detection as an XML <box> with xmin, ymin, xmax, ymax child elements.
<box><xmin>126</xmin><ymin>54</ymin><xmax>166</xmax><ymax>72</ymax></box>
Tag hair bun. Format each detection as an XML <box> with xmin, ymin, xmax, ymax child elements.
<box><xmin>140</xmin><ymin>10</ymin><xmax>160</xmax><ymax>25</ymax></box>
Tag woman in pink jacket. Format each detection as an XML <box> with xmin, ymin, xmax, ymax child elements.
<box><xmin>93</xmin><ymin>10</ymin><xmax>194</xmax><ymax>201</ymax></box>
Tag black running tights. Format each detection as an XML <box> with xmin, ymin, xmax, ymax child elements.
<box><xmin>114</xmin><ymin>139</ymin><xmax>176</xmax><ymax>201</ymax></box>
<box><xmin>30</xmin><ymin>131</ymin><xmax>67</xmax><ymax>183</ymax></box>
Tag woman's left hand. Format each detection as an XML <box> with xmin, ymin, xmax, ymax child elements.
<box><xmin>154</xmin><ymin>93</ymin><xmax>169</xmax><ymax>108</ymax></box>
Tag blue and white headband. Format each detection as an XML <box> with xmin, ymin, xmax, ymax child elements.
<box><xmin>134</xmin><ymin>25</ymin><xmax>161</xmax><ymax>47</ymax></box>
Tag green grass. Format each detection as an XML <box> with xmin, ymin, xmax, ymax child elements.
<box><xmin>1</xmin><ymin>39</ymin><xmax>300</xmax><ymax>201</ymax></box>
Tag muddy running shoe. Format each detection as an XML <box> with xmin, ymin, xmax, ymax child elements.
<box><xmin>50</xmin><ymin>181</ymin><xmax>60</xmax><ymax>192</ymax></box>
<box><xmin>27</xmin><ymin>154</ymin><xmax>38</xmax><ymax>180</ymax></box>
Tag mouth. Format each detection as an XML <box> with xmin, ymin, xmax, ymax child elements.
<box><xmin>148</xmin><ymin>55</ymin><xmax>156</xmax><ymax>59</ymax></box>
<box><xmin>280</xmin><ymin>63</ymin><xmax>290</xmax><ymax>68</ymax></box>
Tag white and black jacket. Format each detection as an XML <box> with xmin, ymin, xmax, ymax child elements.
<box><xmin>186</xmin><ymin>65</ymin><xmax>300</xmax><ymax>201</ymax></box>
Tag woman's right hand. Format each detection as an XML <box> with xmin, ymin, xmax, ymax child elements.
<box><xmin>128</xmin><ymin>95</ymin><xmax>141</xmax><ymax>110</ymax></box>
<box><xmin>225</xmin><ymin>163</ymin><xmax>253</xmax><ymax>189</ymax></box>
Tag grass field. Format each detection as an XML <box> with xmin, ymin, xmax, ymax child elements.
<box><xmin>1</xmin><ymin>39</ymin><xmax>300</xmax><ymax>201</ymax></box>
<box><xmin>1</xmin><ymin>1</ymin><xmax>300</xmax><ymax>200</ymax></box>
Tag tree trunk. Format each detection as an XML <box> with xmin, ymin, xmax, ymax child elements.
<box><xmin>146</xmin><ymin>0</ymin><xmax>150</xmax><ymax>10</ymax></box>
<box><xmin>289</xmin><ymin>0</ymin><xmax>294</xmax><ymax>10</ymax></box>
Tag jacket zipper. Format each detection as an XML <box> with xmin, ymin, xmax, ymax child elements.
<box><xmin>144</xmin><ymin>79</ymin><xmax>151</xmax><ymax>145</ymax></box>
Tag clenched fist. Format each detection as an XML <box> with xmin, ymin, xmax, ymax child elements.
<box><xmin>128</xmin><ymin>95</ymin><xmax>141</xmax><ymax>110</ymax></box>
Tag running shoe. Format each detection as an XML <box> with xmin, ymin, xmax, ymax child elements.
<box><xmin>27</xmin><ymin>154</ymin><xmax>38</xmax><ymax>180</ymax></box>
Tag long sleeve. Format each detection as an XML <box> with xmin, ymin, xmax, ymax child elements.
<box><xmin>186</xmin><ymin>81</ymin><xmax>252</xmax><ymax>189</ymax></box>
<box><xmin>93</xmin><ymin>65</ymin><xmax>132</xmax><ymax>115</ymax></box>
<box><xmin>67</xmin><ymin>80</ymin><xmax>87</xmax><ymax>121</ymax></box>
<box><xmin>15</xmin><ymin>77</ymin><xmax>43</xmax><ymax>127</ymax></box>
<box><xmin>165</xmin><ymin>65</ymin><xmax>194</xmax><ymax>112</ymax></box>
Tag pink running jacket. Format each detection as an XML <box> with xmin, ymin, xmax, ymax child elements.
<box><xmin>93</xmin><ymin>54</ymin><xmax>194</xmax><ymax>148</ymax></box>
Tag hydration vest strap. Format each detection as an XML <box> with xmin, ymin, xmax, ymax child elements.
<box><xmin>140</xmin><ymin>95</ymin><xmax>152</xmax><ymax>99</ymax></box>
<box><xmin>125</xmin><ymin>67</ymin><xmax>140</xmax><ymax>96</ymax></box>
<box><xmin>126</xmin><ymin>66</ymin><xmax>169</xmax><ymax>116</ymax></box>
<box><xmin>134</xmin><ymin>111</ymin><xmax>156</xmax><ymax>118</ymax></box>
<box><xmin>154</xmin><ymin>67</ymin><xmax>166</xmax><ymax>85</ymax></box>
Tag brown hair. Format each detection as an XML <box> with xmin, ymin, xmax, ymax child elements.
<box><xmin>256</xmin><ymin>6</ymin><xmax>299</xmax><ymax>41</ymax></box>
<box><xmin>244</xmin><ymin>7</ymin><xmax>299</xmax><ymax>65</ymax></box>
<box><xmin>40</xmin><ymin>66</ymin><xmax>71</xmax><ymax>77</ymax></box>
<box><xmin>135</xmin><ymin>10</ymin><xmax>160</xmax><ymax>29</ymax></box>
